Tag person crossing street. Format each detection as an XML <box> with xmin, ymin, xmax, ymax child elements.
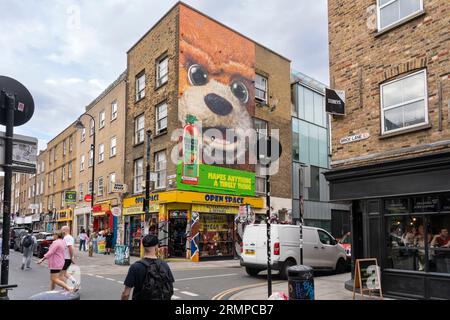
<box><xmin>21</xmin><ymin>229</ymin><xmax>36</xmax><ymax>270</ymax></box>
<box><xmin>61</xmin><ymin>226</ymin><xmax>80</xmax><ymax>291</ymax></box>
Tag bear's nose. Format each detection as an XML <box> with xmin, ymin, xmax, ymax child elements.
<box><xmin>204</xmin><ymin>93</ymin><xmax>233</xmax><ymax>116</ymax></box>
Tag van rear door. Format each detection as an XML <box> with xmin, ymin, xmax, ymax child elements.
<box><xmin>242</xmin><ymin>225</ymin><xmax>264</xmax><ymax>265</ymax></box>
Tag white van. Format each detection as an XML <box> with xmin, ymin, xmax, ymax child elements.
<box><xmin>240</xmin><ymin>224</ymin><xmax>348</xmax><ymax>279</ymax></box>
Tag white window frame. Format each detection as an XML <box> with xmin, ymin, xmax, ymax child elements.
<box><xmin>98</xmin><ymin>177</ymin><xmax>104</xmax><ymax>197</ymax></box>
<box><xmin>110</xmin><ymin>136</ymin><xmax>117</xmax><ymax>157</ymax></box>
<box><xmin>89</xmin><ymin>149</ymin><xmax>94</xmax><ymax>167</ymax></box>
<box><xmin>63</xmin><ymin>140</ymin><xmax>67</xmax><ymax>156</ymax></box>
<box><xmin>62</xmin><ymin>165</ymin><xmax>65</xmax><ymax>182</ymax></box>
<box><xmin>255</xmin><ymin>74</ymin><xmax>268</xmax><ymax>103</ymax></box>
<box><xmin>135</xmin><ymin>115</ymin><xmax>145</xmax><ymax>144</ymax></box>
<box><xmin>154</xmin><ymin>151</ymin><xmax>166</xmax><ymax>189</ymax></box>
<box><xmin>99</xmin><ymin>111</ymin><xmax>106</xmax><ymax>129</ymax></box>
<box><xmin>109</xmin><ymin>173</ymin><xmax>116</xmax><ymax>194</ymax></box>
<box><xmin>88</xmin><ymin>181</ymin><xmax>93</xmax><ymax>195</ymax></box>
<box><xmin>69</xmin><ymin>136</ymin><xmax>73</xmax><ymax>152</ymax></box>
<box><xmin>90</xmin><ymin>118</ymin><xmax>95</xmax><ymax>136</ymax></box>
<box><xmin>111</xmin><ymin>100</ymin><xmax>118</xmax><ymax>121</ymax></box>
<box><xmin>81</xmin><ymin>128</ymin><xmax>86</xmax><ymax>142</ymax></box>
<box><xmin>98</xmin><ymin>144</ymin><xmax>105</xmax><ymax>163</ymax></box>
<box><xmin>80</xmin><ymin>155</ymin><xmax>85</xmax><ymax>171</ymax></box>
<box><xmin>48</xmin><ymin>173</ymin><xmax>52</xmax><ymax>187</ymax></box>
<box><xmin>61</xmin><ymin>192</ymin><xmax>65</xmax><ymax>208</ymax></box>
<box><xmin>40</xmin><ymin>179</ymin><xmax>44</xmax><ymax>195</ymax></box>
<box><xmin>156</xmin><ymin>102</ymin><xmax>168</xmax><ymax>134</ymax></box>
<box><xmin>156</xmin><ymin>56</ymin><xmax>169</xmax><ymax>87</ymax></box>
<box><xmin>79</xmin><ymin>184</ymin><xmax>84</xmax><ymax>201</ymax></box>
<box><xmin>136</xmin><ymin>73</ymin><xmax>146</xmax><ymax>101</ymax></box>
<box><xmin>133</xmin><ymin>158</ymin><xmax>144</xmax><ymax>194</ymax></box>
<box><xmin>380</xmin><ymin>69</ymin><xmax>428</xmax><ymax>135</ymax></box>
<box><xmin>377</xmin><ymin>0</ymin><xmax>424</xmax><ymax>32</ymax></box>
<box><xmin>53</xmin><ymin>170</ymin><xmax>56</xmax><ymax>185</ymax></box>
<box><xmin>68</xmin><ymin>162</ymin><xmax>72</xmax><ymax>179</ymax></box>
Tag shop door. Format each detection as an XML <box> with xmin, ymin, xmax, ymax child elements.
<box><xmin>169</xmin><ymin>212</ymin><xmax>188</xmax><ymax>258</ymax></box>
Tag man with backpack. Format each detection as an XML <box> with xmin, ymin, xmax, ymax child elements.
<box><xmin>21</xmin><ymin>229</ymin><xmax>36</xmax><ymax>270</ymax></box>
<box><xmin>121</xmin><ymin>234</ymin><xmax>175</xmax><ymax>300</ymax></box>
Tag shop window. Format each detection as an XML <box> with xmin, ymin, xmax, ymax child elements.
<box><xmin>428</xmin><ymin>214</ymin><xmax>450</xmax><ymax>274</ymax></box>
<box><xmin>199</xmin><ymin>214</ymin><xmax>234</xmax><ymax>258</ymax></box>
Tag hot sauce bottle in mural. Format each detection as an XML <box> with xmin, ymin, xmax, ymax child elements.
<box><xmin>182</xmin><ymin>114</ymin><xmax>200</xmax><ymax>185</ymax></box>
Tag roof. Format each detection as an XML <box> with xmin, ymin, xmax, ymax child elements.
<box><xmin>85</xmin><ymin>70</ymin><xmax>127</xmax><ymax>112</ymax></box>
<box><xmin>291</xmin><ymin>69</ymin><xmax>327</xmax><ymax>94</ymax></box>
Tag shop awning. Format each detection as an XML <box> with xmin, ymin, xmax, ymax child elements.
<box><xmin>74</xmin><ymin>206</ymin><xmax>91</xmax><ymax>215</ymax></box>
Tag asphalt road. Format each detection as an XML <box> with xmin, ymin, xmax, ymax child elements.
<box><xmin>5</xmin><ymin>250</ymin><xmax>282</xmax><ymax>300</ymax></box>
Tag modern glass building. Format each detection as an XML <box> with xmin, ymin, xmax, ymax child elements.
<box><xmin>291</xmin><ymin>71</ymin><xmax>349</xmax><ymax>237</ymax></box>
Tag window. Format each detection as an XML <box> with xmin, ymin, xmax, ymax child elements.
<box><xmin>155</xmin><ymin>151</ymin><xmax>166</xmax><ymax>189</ymax></box>
<box><xmin>89</xmin><ymin>149</ymin><xmax>94</xmax><ymax>167</ymax></box>
<box><xmin>40</xmin><ymin>179</ymin><xmax>44</xmax><ymax>195</ymax></box>
<box><xmin>133</xmin><ymin>158</ymin><xmax>144</xmax><ymax>194</ymax></box>
<box><xmin>80</xmin><ymin>155</ymin><xmax>85</xmax><ymax>171</ymax></box>
<box><xmin>136</xmin><ymin>72</ymin><xmax>145</xmax><ymax>101</ymax></box>
<box><xmin>111</xmin><ymin>100</ymin><xmax>118</xmax><ymax>121</ymax></box>
<box><xmin>318</xmin><ymin>230</ymin><xmax>334</xmax><ymax>245</ymax></box>
<box><xmin>41</xmin><ymin>161</ymin><xmax>45</xmax><ymax>173</ymax></box>
<box><xmin>98</xmin><ymin>144</ymin><xmax>104</xmax><ymax>162</ymax></box>
<box><xmin>81</xmin><ymin>128</ymin><xmax>86</xmax><ymax>142</ymax></box>
<box><xmin>110</xmin><ymin>136</ymin><xmax>117</xmax><ymax>157</ymax></box>
<box><xmin>53</xmin><ymin>170</ymin><xmax>56</xmax><ymax>185</ymax></box>
<box><xmin>90</xmin><ymin>118</ymin><xmax>95</xmax><ymax>136</ymax></box>
<box><xmin>255</xmin><ymin>74</ymin><xmax>268</xmax><ymax>102</ymax></box>
<box><xmin>381</xmin><ymin>70</ymin><xmax>428</xmax><ymax>134</ymax></box>
<box><xmin>79</xmin><ymin>184</ymin><xmax>84</xmax><ymax>201</ymax></box>
<box><xmin>68</xmin><ymin>162</ymin><xmax>72</xmax><ymax>179</ymax></box>
<box><xmin>156</xmin><ymin>102</ymin><xmax>168</xmax><ymax>134</ymax></box>
<box><xmin>88</xmin><ymin>181</ymin><xmax>93</xmax><ymax>195</ymax></box>
<box><xmin>134</xmin><ymin>115</ymin><xmax>145</xmax><ymax>144</ymax></box>
<box><xmin>48</xmin><ymin>173</ymin><xmax>52</xmax><ymax>187</ymax></box>
<box><xmin>109</xmin><ymin>173</ymin><xmax>116</xmax><ymax>193</ymax></box>
<box><xmin>156</xmin><ymin>56</ymin><xmax>168</xmax><ymax>87</ymax></box>
<box><xmin>69</xmin><ymin>136</ymin><xmax>73</xmax><ymax>152</ymax></box>
<box><xmin>63</xmin><ymin>140</ymin><xmax>67</xmax><ymax>156</ymax></box>
<box><xmin>256</xmin><ymin>176</ymin><xmax>266</xmax><ymax>194</ymax></box>
<box><xmin>254</xmin><ymin>118</ymin><xmax>268</xmax><ymax>137</ymax></box>
<box><xmin>98</xmin><ymin>177</ymin><xmax>104</xmax><ymax>197</ymax></box>
<box><xmin>62</xmin><ymin>165</ymin><xmax>65</xmax><ymax>182</ymax></box>
<box><xmin>99</xmin><ymin>111</ymin><xmax>106</xmax><ymax>129</ymax></box>
<box><xmin>54</xmin><ymin>146</ymin><xmax>57</xmax><ymax>161</ymax></box>
<box><xmin>309</xmin><ymin>166</ymin><xmax>320</xmax><ymax>201</ymax></box>
<box><xmin>61</xmin><ymin>192</ymin><xmax>65</xmax><ymax>208</ymax></box>
<box><xmin>377</xmin><ymin>0</ymin><xmax>423</xmax><ymax>31</ymax></box>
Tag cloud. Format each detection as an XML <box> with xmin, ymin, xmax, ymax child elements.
<box><xmin>0</xmin><ymin>0</ymin><xmax>329</xmax><ymax>152</ymax></box>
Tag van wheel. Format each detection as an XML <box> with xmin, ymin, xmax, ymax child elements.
<box><xmin>245</xmin><ymin>267</ymin><xmax>260</xmax><ymax>277</ymax></box>
<box><xmin>335</xmin><ymin>258</ymin><xmax>347</xmax><ymax>274</ymax></box>
<box><xmin>280</xmin><ymin>259</ymin><xmax>296</xmax><ymax>280</ymax></box>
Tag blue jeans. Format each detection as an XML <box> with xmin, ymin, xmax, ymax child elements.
<box><xmin>93</xmin><ymin>239</ymin><xmax>98</xmax><ymax>253</ymax></box>
<box><xmin>79</xmin><ymin>240</ymin><xmax>86</xmax><ymax>251</ymax></box>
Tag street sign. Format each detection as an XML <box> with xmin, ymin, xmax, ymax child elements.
<box><xmin>325</xmin><ymin>88</ymin><xmax>345</xmax><ymax>115</ymax></box>
<box><xmin>112</xmin><ymin>183</ymin><xmax>127</xmax><ymax>193</ymax></box>
<box><xmin>0</xmin><ymin>76</ymin><xmax>35</xmax><ymax>127</ymax></box>
<box><xmin>150</xmin><ymin>172</ymin><xmax>158</xmax><ymax>182</ymax></box>
<box><xmin>0</xmin><ymin>132</ymin><xmax>37</xmax><ymax>173</ymax></box>
<box><xmin>84</xmin><ymin>194</ymin><xmax>92</xmax><ymax>203</ymax></box>
<box><xmin>111</xmin><ymin>207</ymin><xmax>121</xmax><ymax>217</ymax></box>
<box><xmin>65</xmin><ymin>191</ymin><xmax>77</xmax><ymax>204</ymax></box>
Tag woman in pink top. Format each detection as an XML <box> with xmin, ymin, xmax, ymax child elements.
<box><xmin>38</xmin><ymin>231</ymin><xmax>73</xmax><ymax>291</ymax></box>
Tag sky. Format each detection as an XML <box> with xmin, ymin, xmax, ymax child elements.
<box><xmin>0</xmin><ymin>0</ymin><xmax>329</xmax><ymax>152</ymax></box>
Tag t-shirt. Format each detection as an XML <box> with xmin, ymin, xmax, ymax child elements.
<box><xmin>435</xmin><ymin>236</ymin><xmax>450</xmax><ymax>247</ymax></box>
<box><xmin>79</xmin><ymin>233</ymin><xmax>88</xmax><ymax>241</ymax></box>
<box><xmin>64</xmin><ymin>234</ymin><xmax>75</xmax><ymax>260</ymax></box>
<box><xmin>124</xmin><ymin>258</ymin><xmax>175</xmax><ymax>300</ymax></box>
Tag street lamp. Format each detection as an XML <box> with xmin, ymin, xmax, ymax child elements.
<box><xmin>74</xmin><ymin>114</ymin><xmax>95</xmax><ymax>256</ymax></box>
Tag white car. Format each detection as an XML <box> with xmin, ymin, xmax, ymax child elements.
<box><xmin>240</xmin><ymin>224</ymin><xmax>348</xmax><ymax>279</ymax></box>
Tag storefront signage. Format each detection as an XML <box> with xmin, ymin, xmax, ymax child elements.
<box><xmin>200</xmin><ymin>214</ymin><xmax>229</xmax><ymax>232</ymax></box>
<box><xmin>340</xmin><ymin>133</ymin><xmax>369</xmax><ymax>145</ymax></box>
<box><xmin>177</xmin><ymin>163</ymin><xmax>255</xmax><ymax>196</ymax></box>
<box><xmin>385</xmin><ymin>198</ymin><xmax>409</xmax><ymax>214</ymax></box>
<box><xmin>181</xmin><ymin>115</ymin><xmax>201</xmax><ymax>185</ymax></box>
<box><xmin>112</xmin><ymin>183</ymin><xmax>127</xmax><ymax>193</ymax></box>
<box><xmin>192</xmin><ymin>205</ymin><xmax>239</xmax><ymax>214</ymax></box>
<box><xmin>204</xmin><ymin>194</ymin><xmax>245</xmax><ymax>205</ymax></box>
<box><xmin>65</xmin><ymin>191</ymin><xmax>77</xmax><ymax>204</ymax></box>
<box><xmin>111</xmin><ymin>207</ymin><xmax>121</xmax><ymax>217</ymax></box>
<box><xmin>413</xmin><ymin>196</ymin><xmax>438</xmax><ymax>212</ymax></box>
<box><xmin>326</xmin><ymin>88</ymin><xmax>345</xmax><ymax>116</ymax></box>
<box><xmin>441</xmin><ymin>194</ymin><xmax>450</xmax><ymax>211</ymax></box>
<box><xmin>84</xmin><ymin>194</ymin><xmax>92</xmax><ymax>202</ymax></box>
<box><xmin>57</xmin><ymin>209</ymin><xmax>72</xmax><ymax>221</ymax></box>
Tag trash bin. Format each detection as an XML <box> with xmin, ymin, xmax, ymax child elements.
<box><xmin>29</xmin><ymin>290</ymin><xmax>80</xmax><ymax>300</ymax></box>
<box><xmin>287</xmin><ymin>265</ymin><xmax>314</xmax><ymax>300</ymax></box>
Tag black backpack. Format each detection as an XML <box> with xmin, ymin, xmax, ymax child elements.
<box><xmin>23</xmin><ymin>235</ymin><xmax>33</xmax><ymax>248</ymax></box>
<box><xmin>135</xmin><ymin>259</ymin><xmax>174</xmax><ymax>300</ymax></box>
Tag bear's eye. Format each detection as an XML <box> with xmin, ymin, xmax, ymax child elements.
<box><xmin>188</xmin><ymin>64</ymin><xmax>208</xmax><ymax>86</ymax></box>
<box><xmin>230</xmin><ymin>81</ymin><xmax>249</xmax><ymax>103</ymax></box>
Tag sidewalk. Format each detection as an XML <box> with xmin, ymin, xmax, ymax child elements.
<box><xmin>229</xmin><ymin>273</ymin><xmax>384</xmax><ymax>300</ymax></box>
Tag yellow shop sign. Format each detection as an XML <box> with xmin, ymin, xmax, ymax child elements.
<box><xmin>192</xmin><ymin>204</ymin><xmax>238</xmax><ymax>214</ymax></box>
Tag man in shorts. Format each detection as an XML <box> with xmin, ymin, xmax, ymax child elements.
<box><xmin>61</xmin><ymin>226</ymin><xmax>80</xmax><ymax>291</ymax></box>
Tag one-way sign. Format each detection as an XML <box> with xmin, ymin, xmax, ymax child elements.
<box><xmin>326</xmin><ymin>88</ymin><xmax>345</xmax><ymax>116</ymax></box>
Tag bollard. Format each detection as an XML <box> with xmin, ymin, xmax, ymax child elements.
<box><xmin>29</xmin><ymin>290</ymin><xmax>80</xmax><ymax>300</ymax></box>
<box><xmin>287</xmin><ymin>265</ymin><xmax>314</xmax><ymax>300</ymax></box>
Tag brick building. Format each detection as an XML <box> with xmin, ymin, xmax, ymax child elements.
<box><xmin>123</xmin><ymin>2</ymin><xmax>292</xmax><ymax>259</ymax></box>
<box><xmin>74</xmin><ymin>71</ymin><xmax>126</xmax><ymax>243</ymax></box>
<box><xmin>325</xmin><ymin>0</ymin><xmax>450</xmax><ymax>299</ymax></box>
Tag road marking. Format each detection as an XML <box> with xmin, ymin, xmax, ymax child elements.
<box><xmin>180</xmin><ymin>291</ymin><xmax>199</xmax><ymax>297</ymax></box>
<box><xmin>212</xmin><ymin>281</ymin><xmax>284</xmax><ymax>300</ymax></box>
<box><xmin>87</xmin><ymin>274</ymin><xmax>94</xmax><ymax>277</ymax></box>
<box><xmin>176</xmin><ymin>273</ymin><xmax>238</xmax><ymax>282</ymax></box>
<box><xmin>95</xmin><ymin>275</ymin><xmax>104</xmax><ymax>279</ymax></box>
<box><xmin>174</xmin><ymin>288</ymin><xmax>179</xmax><ymax>291</ymax></box>
<box><xmin>172</xmin><ymin>295</ymin><xmax>181</xmax><ymax>300</ymax></box>
<box><xmin>117</xmin><ymin>281</ymin><xmax>124</xmax><ymax>285</ymax></box>
<box><xmin>106</xmin><ymin>278</ymin><xmax>116</xmax><ymax>281</ymax></box>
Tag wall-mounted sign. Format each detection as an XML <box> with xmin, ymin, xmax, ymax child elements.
<box><xmin>65</xmin><ymin>191</ymin><xmax>77</xmax><ymax>204</ymax></box>
<box><xmin>340</xmin><ymin>133</ymin><xmax>370</xmax><ymax>145</ymax></box>
<box><xmin>111</xmin><ymin>207</ymin><xmax>122</xmax><ymax>217</ymax></box>
<box><xmin>326</xmin><ymin>88</ymin><xmax>345</xmax><ymax>115</ymax></box>
<box><xmin>84</xmin><ymin>194</ymin><xmax>92</xmax><ymax>203</ymax></box>
<box><xmin>112</xmin><ymin>183</ymin><xmax>127</xmax><ymax>193</ymax></box>
<box><xmin>177</xmin><ymin>163</ymin><xmax>255</xmax><ymax>196</ymax></box>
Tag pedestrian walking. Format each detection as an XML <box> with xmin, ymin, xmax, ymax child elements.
<box><xmin>37</xmin><ymin>231</ymin><xmax>73</xmax><ymax>292</ymax></box>
<box><xmin>21</xmin><ymin>229</ymin><xmax>36</xmax><ymax>270</ymax></box>
<box><xmin>79</xmin><ymin>228</ymin><xmax>88</xmax><ymax>252</ymax></box>
<box><xmin>92</xmin><ymin>231</ymin><xmax>98</xmax><ymax>254</ymax></box>
<box><xmin>105</xmin><ymin>228</ymin><xmax>113</xmax><ymax>255</ymax></box>
<box><xmin>61</xmin><ymin>226</ymin><xmax>80</xmax><ymax>290</ymax></box>
<box><xmin>121</xmin><ymin>234</ymin><xmax>174</xmax><ymax>300</ymax></box>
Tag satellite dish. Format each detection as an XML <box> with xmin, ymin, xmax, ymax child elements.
<box><xmin>0</xmin><ymin>76</ymin><xmax>35</xmax><ymax>127</ymax></box>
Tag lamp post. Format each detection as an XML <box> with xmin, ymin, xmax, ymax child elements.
<box><xmin>141</xmin><ymin>130</ymin><xmax>152</xmax><ymax>258</ymax></box>
<box><xmin>75</xmin><ymin>114</ymin><xmax>95</xmax><ymax>256</ymax></box>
